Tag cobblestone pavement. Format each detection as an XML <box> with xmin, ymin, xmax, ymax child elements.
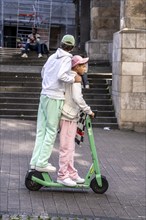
<box><xmin>0</xmin><ymin>119</ymin><xmax>145</xmax><ymax>220</ymax></box>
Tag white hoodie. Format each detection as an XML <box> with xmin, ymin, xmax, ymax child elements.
<box><xmin>61</xmin><ymin>70</ymin><xmax>92</xmax><ymax>122</ymax></box>
<box><xmin>41</xmin><ymin>48</ymin><xmax>75</xmax><ymax>99</ymax></box>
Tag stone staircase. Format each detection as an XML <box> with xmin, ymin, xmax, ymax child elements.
<box><xmin>0</xmin><ymin>48</ymin><xmax>118</xmax><ymax>129</ymax></box>
<box><xmin>0</xmin><ymin>69</ymin><xmax>41</xmax><ymax>120</ymax></box>
<box><xmin>0</xmin><ymin>47</ymin><xmax>49</xmax><ymax>65</ymax></box>
<box><xmin>84</xmin><ymin>72</ymin><xmax>118</xmax><ymax>128</ymax></box>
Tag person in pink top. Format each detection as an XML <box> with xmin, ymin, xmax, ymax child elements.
<box><xmin>57</xmin><ymin>55</ymin><xmax>94</xmax><ymax>187</ymax></box>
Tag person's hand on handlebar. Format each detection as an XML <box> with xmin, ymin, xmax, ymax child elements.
<box><xmin>90</xmin><ymin>111</ymin><xmax>95</xmax><ymax>118</ymax></box>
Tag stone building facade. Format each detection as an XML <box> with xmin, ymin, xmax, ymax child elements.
<box><xmin>85</xmin><ymin>0</ymin><xmax>120</xmax><ymax>61</ymax></box>
<box><xmin>85</xmin><ymin>0</ymin><xmax>146</xmax><ymax>132</ymax></box>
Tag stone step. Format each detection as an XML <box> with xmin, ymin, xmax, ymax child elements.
<box><xmin>0</xmin><ymin>109</ymin><xmax>37</xmax><ymax>115</ymax></box>
<box><xmin>0</xmin><ymin>92</ymin><xmax>40</xmax><ymax>98</ymax></box>
<box><xmin>0</xmin><ymin>103</ymin><xmax>38</xmax><ymax>110</ymax></box>
<box><xmin>0</xmin><ymin>106</ymin><xmax>118</xmax><ymax>128</ymax></box>
<box><xmin>0</xmin><ymin>81</ymin><xmax>111</xmax><ymax>88</ymax></box>
<box><xmin>86</xmin><ymin>84</ymin><xmax>109</xmax><ymax>89</ymax></box>
<box><xmin>89</xmin><ymin>105</ymin><xmax>115</xmax><ymax>111</ymax></box>
<box><xmin>0</xmin><ymin>48</ymin><xmax>21</xmax><ymax>56</ymax></box>
<box><xmin>0</xmin><ymin>68</ymin><xmax>108</xmax><ymax>74</ymax></box>
<box><xmin>88</xmin><ymin>78</ymin><xmax>110</xmax><ymax>83</ymax></box>
<box><xmin>0</xmin><ymin>109</ymin><xmax>117</xmax><ymax>123</ymax></box>
<box><xmin>0</xmin><ymin>93</ymin><xmax>111</xmax><ymax>100</ymax></box>
<box><xmin>0</xmin><ymin>87</ymin><xmax>41</xmax><ymax>92</ymax></box>
<box><xmin>0</xmin><ymin>115</ymin><xmax>118</xmax><ymax>129</ymax></box>
<box><xmin>88</xmin><ymin>72</ymin><xmax>112</xmax><ymax>78</ymax></box>
<box><xmin>93</xmin><ymin>116</ymin><xmax>117</xmax><ymax>123</ymax></box>
<box><xmin>88</xmin><ymin>79</ymin><xmax>112</xmax><ymax>86</ymax></box>
<box><xmin>96</xmin><ymin>110</ymin><xmax>116</xmax><ymax>117</ymax></box>
<box><xmin>0</xmin><ymin>58</ymin><xmax>118</xmax><ymax>128</ymax></box>
<box><xmin>86</xmin><ymin>99</ymin><xmax>112</xmax><ymax>105</ymax></box>
<box><xmin>0</xmin><ymin>81</ymin><xmax>109</xmax><ymax>89</ymax></box>
<box><xmin>0</xmin><ymin>81</ymin><xmax>42</xmax><ymax>87</ymax></box>
<box><xmin>92</xmin><ymin>122</ymin><xmax>118</xmax><ymax>129</ymax></box>
<box><xmin>0</xmin><ymin>98</ymin><xmax>112</xmax><ymax>106</ymax></box>
<box><xmin>0</xmin><ymin>97</ymin><xmax>112</xmax><ymax>107</ymax></box>
<box><xmin>83</xmin><ymin>88</ymin><xmax>109</xmax><ymax>94</ymax></box>
<box><xmin>0</xmin><ymin>48</ymin><xmax>48</xmax><ymax>58</ymax></box>
<box><xmin>83</xmin><ymin>94</ymin><xmax>111</xmax><ymax>99</ymax></box>
<box><xmin>0</xmin><ymin>108</ymin><xmax>116</xmax><ymax>117</ymax></box>
<box><xmin>0</xmin><ymin>114</ymin><xmax>37</xmax><ymax>120</ymax></box>
<box><xmin>0</xmin><ymin>71</ymin><xmax>41</xmax><ymax>77</ymax></box>
<box><xmin>0</xmin><ymin>59</ymin><xmax>47</xmax><ymax>66</ymax></box>
<box><xmin>0</xmin><ymin>87</ymin><xmax>109</xmax><ymax>94</ymax></box>
<box><xmin>2</xmin><ymin>53</ymin><xmax>48</xmax><ymax>58</ymax></box>
<box><xmin>0</xmin><ymin>98</ymin><xmax>39</xmax><ymax>104</ymax></box>
<box><xmin>0</xmin><ymin>114</ymin><xmax>118</xmax><ymax>129</ymax></box>
<box><xmin>0</xmin><ymin>76</ymin><xmax>41</xmax><ymax>81</ymax></box>
<box><xmin>0</xmin><ymin>71</ymin><xmax>111</xmax><ymax>80</ymax></box>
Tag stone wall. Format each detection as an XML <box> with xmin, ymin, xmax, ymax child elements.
<box><xmin>120</xmin><ymin>0</ymin><xmax>146</xmax><ymax>29</ymax></box>
<box><xmin>85</xmin><ymin>0</ymin><xmax>120</xmax><ymax>61</ymax></box>
<box><xmin>112</xmin><ymin>29</ymin><xmax>146</xmax><ymax>132</ymax></box>
<box><xmin>86</xmin><ymin>0</ymin><xmax>146</xmax><ymax>132</ymax></box>
<box><xmin>112</xmin><ymin>0</ymin><xmax>146</xmax><ymax>132</ymax></box>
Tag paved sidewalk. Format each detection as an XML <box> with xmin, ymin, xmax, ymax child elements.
<box><xmin>0</xmin><ymin>119</ymin><xmax>145</xmax><ymax>220</ymax></box>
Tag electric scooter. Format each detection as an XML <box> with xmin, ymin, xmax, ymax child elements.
<box><xmin>25</xmin><ymin>114</ymin><xmax>109</xmax><ymax>194</ymax></box>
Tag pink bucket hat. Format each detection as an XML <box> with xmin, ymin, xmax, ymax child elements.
<box><xmin>72</xmin><ymin>55</ymin><xmax>89</xmax><ymax>68</ymax></box>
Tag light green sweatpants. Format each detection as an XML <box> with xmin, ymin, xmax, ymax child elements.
<box><xmin>30</xmin><ymin>95</ymin><xmax>64</xmax><ymax>168</ymax></box>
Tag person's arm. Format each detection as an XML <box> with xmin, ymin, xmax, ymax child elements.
<box><xmin>41</xmin><ymin>66</ymin><xmax>45</xmax><ymax>78</ymax></box>
<box><xmin>72</xmin><ymin>83</ymin><xmax>93</xmax><ymax>115</ymax></box>
<box><xmin>58</xmin><ymin>59</ymin><xmax>81</xmax><ymax>83</ymax></box>
<box><xmin>27</xmin><ymin>33</ymin><xmax>36</xmax><ymax>44</ymax></box>
<box><xmin>36</xmin><ymin>34</ymin><xmax>40</xmax><ymax>42</ymax></box>
<box><xmin>26</xmin><ymin>34</ymin><xmax>31</xmax><ymax>43</ymax></box>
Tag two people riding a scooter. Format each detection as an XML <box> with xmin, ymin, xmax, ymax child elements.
<box><xmin>29</xmin><ymin>35</ymin><xmax>94</xmax><ymax>187</ymax></box>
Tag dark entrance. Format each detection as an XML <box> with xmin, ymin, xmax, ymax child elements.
<box><xmin>4</xmin><ymin>26</ymin><xmax>17</xmax><ymax>48</ymax></box>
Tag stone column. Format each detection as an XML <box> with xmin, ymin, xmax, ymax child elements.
<box><xmin>120</xmin><ymin>0</ymin><xmax>146</xmax><ymax>29</ymax></box>
<box><xmin>112</xmin><ymin>0</ymin><xmax>146</xmax><ymax>132</ymax></box>
<box><xmin>80</xmin><ymin>0</ymin><xmax>90</xmax><ymax>53</ymax></box>
<box><xmin>85</xmin><ymin>0</ymin><xmax>120</xmax><ymax>62</ymax></box>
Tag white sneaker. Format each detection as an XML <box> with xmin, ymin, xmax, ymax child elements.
<box><xmin>36</xmin><ymin>164</ymin><xmax>56</xmax><ymax>172</ymax></box>
<box><xmin>85</xmin><ymin>85</ymin><xmax>90</xmax><ymax>89</ymax></box>
<box><xmin>21</xmin><ymin>53</ymin><xmax>28</xmax><ymax>58</ymax></box>
<box><xmin>30</xmin><ymin>163</ymin><xmax>52</xmax><ymax>170</ymax></box>
<box><xmin>73</xmin><ymin>176</ymin><xmax>85</xmax><ymax>184</ymax></box>
<box><xmin>57</xmin><ymin>178</ymin><xmax>77</xmax><ymax>187</ymax></box>
<box><xmin>30</xmin><ymin>165</ymin><xmax>35</xmax><ymax>169</ymax></box>
<box><xmin>38</xmin><ymin>53</ymin><xmax>43</xmax><ymax>58</ymax></box>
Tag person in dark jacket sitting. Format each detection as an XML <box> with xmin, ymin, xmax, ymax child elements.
<box><xmin>21</xmin><ymin>27</ymin><xmax>43</xmax><ymax>58</ymax></box>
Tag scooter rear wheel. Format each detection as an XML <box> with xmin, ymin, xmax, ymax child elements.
<box><xmin>90</xmin><ymin>175</ymin><xmax>108</xmax><ymax>194</ymax></box>
<box><xmin>25</xmin><ymin>171</ymin><xmax>42</xmax><ymax>191</ymax></box>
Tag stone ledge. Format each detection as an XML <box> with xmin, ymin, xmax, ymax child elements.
<box><xmin>0</xmin><ymin>65</ymin><xmax>42</xmax><ymax>73</ymax></box>
<box><xmin>119</xmin><ymin>28</ymin><xmax>146</xmax><ymax>33</ymax></box>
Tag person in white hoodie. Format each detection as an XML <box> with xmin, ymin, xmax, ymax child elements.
<box><xmin>57</xmin><ymin>55</ymin><xmax>94</xmax><ymax>187</ymax></box>
<box><xmin>29</xmin><ymin>35</ymin><xmax>81</xmax><ymax>173</ymax></box>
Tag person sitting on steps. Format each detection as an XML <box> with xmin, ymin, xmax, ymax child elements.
<box><xmin>21</xmin><ymin>27</ymin><xmax>43</xmax><ymax>58</ymax></box>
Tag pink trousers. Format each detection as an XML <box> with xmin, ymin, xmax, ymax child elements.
<box><xmin>58</xmin><ymin>119</ymin><xmax>79</xmax><ymax>180</ymax></box>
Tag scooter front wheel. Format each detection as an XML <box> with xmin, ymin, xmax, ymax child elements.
<box><xmin>25</xmin><ymin>178</ymin><xmax>42</xmax><ymax>191</ymax></box>
<box><xmin>90</xmin><ymin>175</ymin><xmax>108</xmax><ymax>194</ymax></box>
<box><xmin>25</xmin><ymin>171</ymin><xmax>42</xmax><ymax>191</ymax></box>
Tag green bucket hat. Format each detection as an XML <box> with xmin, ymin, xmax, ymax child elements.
<box><xmin>61</xmin><ymin>34</ymin><xmax>75</xmax><ymax>46</ymax></box>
